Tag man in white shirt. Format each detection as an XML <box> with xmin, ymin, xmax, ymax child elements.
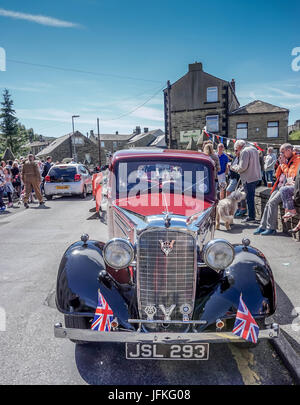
<box><xmin>230</xmin><ymin>140</ymin><xmax>261</xmax><ymax>222</ymax></box>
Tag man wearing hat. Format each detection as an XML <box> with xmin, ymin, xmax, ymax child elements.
<box><xmin>21</xmin><ymin>154</ymin><xmax>44</xmax><ymax>208</ymax></box>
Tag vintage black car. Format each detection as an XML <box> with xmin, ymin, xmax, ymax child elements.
<box><xmin>54</xmin><ymin>149</ymin><xmax>278</xmax><ymax>360</ymax></box>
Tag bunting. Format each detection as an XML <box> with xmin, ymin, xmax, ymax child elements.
<box><xmin>199</xmin><ymin>128</ymin><xmax>287</xmax><ymax>151</ymax></box>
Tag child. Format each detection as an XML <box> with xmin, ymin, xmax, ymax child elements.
<box><xmin>4</xmin><ymin>167</ymin><xmax>14</xmax><ymax>208</ymax></box>
<box><xmin>0</xmin><ymin>166</ymin><xmax>6</xmax><ymax>211</ymax></box>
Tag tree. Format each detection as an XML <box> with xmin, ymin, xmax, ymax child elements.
<box><xmin>289</xmin><ymin>130</ymin><xmax>300</xmax><ymax>141</ymax></box>
<box><xmin>0</xmin><ymin>89</ymin><xmax>19</xmax><ymax>154</ymax></box>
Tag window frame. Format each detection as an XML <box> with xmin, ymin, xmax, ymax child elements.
<box><xmin>206</xmin><ymin>86</ymin><xmax>218</xmax><ymax>103</ymax></box>
<box><xmin>267</xmin><ymin>121</ymin><xmax>279</xmax><ymax>138</ymax></box>
<box><xmin>236</xmin><ymin>122</ymin><xmax>248</xmax><ymax>139</ymax></box>
<box><xmin>206</xmin><ymin>114</ymin><xmax>219</xmax><ymax>132</ymax></box>
<box><xmin>72</xmin><ymin>136</ymin><xmax>84</xmax><ymax>145</ymax></box>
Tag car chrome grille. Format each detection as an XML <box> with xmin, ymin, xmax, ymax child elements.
<box><xmin>137</xmin><ymin>229</ymin><xmax>196</xmax><ymax>330</ymax></box>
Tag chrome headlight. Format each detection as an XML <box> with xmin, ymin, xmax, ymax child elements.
<box><xmin>103</xmin><ymin>238</ymin><xmax>134</xmax><ymax>270</ymax></box>
<box><xmin>203</xmin><ymin>239</ymin><xmax>235</xmax><ymax>272</ymax></box>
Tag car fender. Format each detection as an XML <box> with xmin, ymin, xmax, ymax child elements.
<box><xmin>55</xmin><ymin>239</ymin><xmax>135</xmax><ymax>329</ymax></box>
<box><xmin>194</xmin><ymin>244</ymin><xmax>276</xmax><ymax>331</ymax></box>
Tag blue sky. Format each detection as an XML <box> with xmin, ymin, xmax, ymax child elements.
<box><xmin>0</xmin><ymin>0</ymin><xmax>300</xmax><ymax>138</ymax></box>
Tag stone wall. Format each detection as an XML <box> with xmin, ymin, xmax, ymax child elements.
<box><xmin>171</xmin><ymin>107</ymin><xmax>227</xmax><ymax>149</ymax></box>
<box><xmin>39</xmin><ymin>136</ymin><xmax>105</xmax><ymax>165</ymax></box>
<box><xmin>255</xmin><ymin>186</ymin><xmax>300</xmax><ymax>241</ymax></box>
<box><xmin>229</xmin><ymin>112</ymin><xmax>289</xmax><ymax>147</ymax></box>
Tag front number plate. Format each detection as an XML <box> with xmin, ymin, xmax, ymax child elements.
<box><xmin>126</xmin><ymin>343</ymin><xmax>209</xmax><ymax>360</ymax></box>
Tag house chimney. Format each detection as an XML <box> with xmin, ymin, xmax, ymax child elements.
<box><xmin>135</xmin><ymin>126</ymin><xmax>141</xmax><ymax>135</ymax></box>
<box><xmin>115</xmin><ymin>131</ymin><xmax>118</xmax><ymax>135</ymax></box>
<box><xmin>189</xmin><ymin>62</ymin><xmax>203</xmax><ymax>72</ymax></box>
<box><xmin>144</xmin><ymin>127</ymin><xmax>149</xmax><ymax>133</ymax></box>
<box><xmin>231</xmin><ymin>79</ymin><xmax>236</xmax><ymax>92</ymax></box>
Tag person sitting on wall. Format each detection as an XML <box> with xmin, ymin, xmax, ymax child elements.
<box><xmin>289</xmin><ymin>165</ymin><xmax>300</xmax><ymax>234</ymax></box>
<box><xmin>254</xmin><ymin>143</ymin><xmax>300</xmax><ymax>235</ymax></box>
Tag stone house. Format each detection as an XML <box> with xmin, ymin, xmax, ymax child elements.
<box><xmin>36</xmin><ymin>131</ymin><xmax>101</xmax><ymax>165</ymax></box>
<box><xmin>90</xmin><ymin>131</ymin><xmax>133</xmax><ymax>156</ymax></box>
<box><xmin>127</xmin><ymin>128</ymin><xmax>164</xmax><ymax>148</ymax></box>
<box><xmin>229</xmin><ymin>100</ymin><xmax>289</xmax><ymax>149</ymax></box>
<box><xmin>288</xmin><ymin>119</ymin><xmax>300</xmax><ymax>134</ymax></box>
<box><xmin>164</xmin><ymin>62</ymin><xmax>289</xmax><ymax>149</ymax></box>
<box><xmin>164</xmin><ymin>62</ymin><xmax>239</xmax><ymax>148</ymax></box>
<box><xmin>24</xmin><ymin>140</ymin><xmax>52</xmax><ymax>156</ymax></box>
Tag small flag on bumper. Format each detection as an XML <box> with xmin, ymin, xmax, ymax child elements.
<box><xmin>91</xmin><ymin>290</ymin><xmax>114</xmax><ymax>331</ymax></box>
<box><xmin>232</xmin><ymin>294</ymin><xmax>259</xmax><ymax>343</ymax></box>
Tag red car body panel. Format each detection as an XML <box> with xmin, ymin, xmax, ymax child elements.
<box><xmin>115</xmin><ymin>193</ymin><xmax>213</xmax><ymax>217</ymax></box>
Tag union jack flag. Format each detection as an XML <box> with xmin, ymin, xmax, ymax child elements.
<box><xmin>91</xmin><ymin>290</ymin><xmax>114</xmax><ymax>331</ymax></box>
<box><xmin>232</xmin><ymin>294</ymin><xmax>259</xmax><ymax>343</ymax></box>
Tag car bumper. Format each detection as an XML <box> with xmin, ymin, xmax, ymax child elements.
<box><xmin>44</xmin><ymin>182</ymin><xmax>83</xmax><ymax>195</ymax></box>
<box><xmin>54</xmin><ymin>322</ymin><xmax>279</xmax><ymax>343</ymax></box>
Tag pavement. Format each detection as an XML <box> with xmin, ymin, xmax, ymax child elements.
<box><xmin>0</xmin><ymin>195</ymin><xmax>299</xmax><ymax>385</ymax></box>
<box><xmin>215</xmin><ymin>217</ymin><xmax>300</xmax><ymax>383</ymax></box>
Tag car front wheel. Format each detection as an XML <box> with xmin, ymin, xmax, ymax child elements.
<box><xmin>45</xmin><ymin>195</ymin><xmax>53</xmax><ymax>200</ymax></box>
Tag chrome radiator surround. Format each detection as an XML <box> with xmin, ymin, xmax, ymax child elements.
<box><xmin>136</xmin><ymin>228</ymin><xmax>197</xmax><ymax>331</ymax></box>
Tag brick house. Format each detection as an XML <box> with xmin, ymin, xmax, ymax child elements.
<box><xmin>229</xmin><ymin>100</ymin><xmax>289</xmax><ymax>149</ymax></box>
<box><xmin>36</xmin><ymin>131</ymin><xmax>102</xmax><ymax>164</ymax></box>
<box><xmin>164</xmin><ymin>62</ymin><xmax>239</xmax><ymax>148</ymax></box>
<box><xmin>164</xmin><ymin>62</ymin><xmax>289</xmax><ymax>149</ymax></box>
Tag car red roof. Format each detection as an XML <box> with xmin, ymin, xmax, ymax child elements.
<box><xmin>110</xmin><ymin>148</ymin><xmax>214</xmax><ymax>168</ymax></box>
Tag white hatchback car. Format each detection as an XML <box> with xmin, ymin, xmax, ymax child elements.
<box><xmin>44</xmin><ymin>164</ymin><xmax>92</xmax><ymax>200</ymax></box>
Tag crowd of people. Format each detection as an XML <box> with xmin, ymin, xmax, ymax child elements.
<box><xmin>199</xmin><ymin>139</ymin><xmax>300</xmax><ymax>235</ymax></box>
<box><xmin>1</xmin><ymin>143</ymin><xmax>300</xmax><ymax>236</ymax></box>
<box><xmin>0</xmin><ymin>154</ymin><xmax>54</xmax><ymax>211</ymax></box>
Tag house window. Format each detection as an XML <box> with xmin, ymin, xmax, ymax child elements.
<box><xmin>113</xmin><ymin>141</ymin><xmax>117</xmax><ymax>150</ymax></box>
<box><xmin>267</xmin><ymin>121</ymin><xmax>279</xmax><ymax>137</ymax></box>
<box><xmin>85</xmin><ymin>154</ymin><xmax>91</xmax><ymax>164</ymax></box>
<box><xmin>207</xmin><ymin>87</ymin><xmax>218</xmax><ymax>102</ymax></box>
<box><xmin>72</xmin><ymin>136</ymin><xmax>84</xmax><ymax>145</ymax></box>
<box><xmin>206</xmin><ymin>115</ymin><xmax>219</xmax><ymax>132</ymax></box>
<box><xmin>100</xmin><ymin>141</ymin><xmax>105</xmax><ymax>147</ymax></box>
<box><xmin>236</xmin><ymin>123</ymin><xmax>248</xmax><ymax>139</ymax></box>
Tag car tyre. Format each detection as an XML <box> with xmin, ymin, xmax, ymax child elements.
<box><xmin>45</xmin><ymin>195</ymin><xmax>53</xmax><ymax>200</ymax></box>
<box><xmin>64</xmin><ymin>315</ymin><xmax>90</xmax><ymax>344</ymax></box>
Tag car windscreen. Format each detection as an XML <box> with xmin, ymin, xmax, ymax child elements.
<box><xmin>48</xmin><ymin>167</ymin><xmax>77</xmax><ymax>183</ymax></box>
<box><xmin>115</xmin><ymin>160</ymin><xmax>210</xmax><ymax>198</ymax></box>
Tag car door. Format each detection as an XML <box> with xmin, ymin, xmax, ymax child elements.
<box><xmin>80</xmin><ymin>165</ymin><xmax>92</xmax><ymax>192</ymax></box>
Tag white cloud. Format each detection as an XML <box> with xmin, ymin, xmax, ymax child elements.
<box><xmin>0</xmin><ymin>85</ymin><xmax>41</xmax><ymax>93</ymax></box>
<box><xmin>0</xmin><ymin>8</ymin><xmax>81</xmax><ymax>28</ymax></box>
<box><xmin>267</xmin><ymin>87</ymin><xmax>300</xmax><ymax>100</ymax></box>
<box><xmin>131</xmin><ymin>106</ymin><xmax>164</xmax><ymax>122</ymax></box>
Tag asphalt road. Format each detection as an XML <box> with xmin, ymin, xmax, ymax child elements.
<box><xmin>0</xmin><ymin>196</ymin><xmax>296</xmax><ymax>385</ymax></box>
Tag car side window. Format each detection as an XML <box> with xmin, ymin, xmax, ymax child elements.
<box><xmin>79</xmin><ymin>165</ymin><xmax>87</xmax><ymax>174</ymax></box>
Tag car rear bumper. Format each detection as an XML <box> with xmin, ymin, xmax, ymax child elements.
<box><xmin>54</xmin><ymin>322</ymin><xmax>279</xmax><ymax>343</ymax></box>
<box><xmin>44</xmin><ymin>182</ymin><xmax>83</xmax><ymax>195</ymax></box>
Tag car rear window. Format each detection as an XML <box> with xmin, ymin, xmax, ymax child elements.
<box><xmin>48</xmin><ymin>166</ymin><xmax>77</xmax><ymax>182</ymax></box>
